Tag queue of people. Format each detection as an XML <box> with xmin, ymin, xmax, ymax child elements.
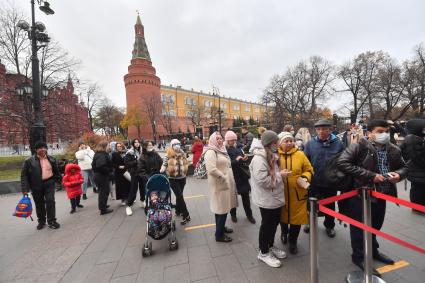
<box><xmin>19</xmin><ymin>118</ymin><xmax>425</xmax><ymax>272</ymax></box>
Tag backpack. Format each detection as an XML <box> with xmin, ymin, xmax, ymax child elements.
<box><xmin>13</xmin><ymin>194</ymin><xmax>33</xmax><ymax>221</ymax></box>
<box><xmin>194</xmin><ymin>154</ymin><xmax>208</xmax><ymax>179</ymax></box>
<box><xmin>193</xmin><ymin>150</ymin><xmax>217</xmax><ymax>179</ymax></box>
<box><xmin>324</xmin><ymin>142</ymin><xmax>368</xmax><ymax>192</ymax></box>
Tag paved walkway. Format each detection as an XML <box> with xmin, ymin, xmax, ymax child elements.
<box><xmin>0</xmin><ymin>179</ymin><xmax>424</xmax><ymax>283</ymax></box>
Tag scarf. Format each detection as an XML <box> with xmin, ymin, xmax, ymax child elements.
<box><xmin>203</xmin><ymin>132</ymin><xmax>229</xmax><ymax>156</ymax></box>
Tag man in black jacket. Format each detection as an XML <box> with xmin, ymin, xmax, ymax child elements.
<box><xmin>21</xmin><ymin>141</ymin><xmax>61</xmax><ymax>230</ymax></box>
<box><xmin>400</xmin><ymin>119</ymin><xmax>425</xmax><ymax>214</ymax></box>
<box><xmin>337</xmin><ymin>120</ymin><xmax>407</xmax><ymax>272</ymax></box>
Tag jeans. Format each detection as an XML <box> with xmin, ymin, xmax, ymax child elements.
<box><xmin>259</xmin><ymin>207</ymin><xmax>282</xmax><ymax>254</ymax></box>
<box><xmin>94</xmin><ymin>173</ymin><xmax>110</xmax><ymax>211</ymax></box>
<box><xmin>230</xmin><ymin>192</ymin><xmax>252</xmax><ymax>218</ymax></box>
<box><xmin>31</xmin><ymin>179</ymin><xmax>56</xmax><ymax>224</ymax></box>
<box><xmin>170</xmin><ymin>178</ymin><xmax>189</xmax><ymax>218</ymax></box>
<box><xmin>215</xmin><ymin>213</ymin><xmax>228</xmax><ymax>239</ymax></box>
<box><xmin>82</xmin><ymin>169</ymin><xmax>96</xmax><ymax>194</ymax></box>
<box><xmin>70</xmin><ymin>195</ymin><xmax>81</xmax><ymax>209</ymax></box>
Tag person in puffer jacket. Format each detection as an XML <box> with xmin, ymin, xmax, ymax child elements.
<box><xmin>62</xmin><ymin>163</ymin><xmax>84</xmax><ymax>214</ymax></box>
<box><xmin>250</xmin><ymin>130</ymin><xmax>288</xmax><ymax>268</ymax></box>
<box><xmin>400</xmin><ymin>119</ymin><xmax>425</xmax><ymax>214</ymax></box>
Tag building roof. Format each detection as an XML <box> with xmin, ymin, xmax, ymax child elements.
<box><xmin>132</xmin><ymin>14</ymin><xmax>151</xmax><ymax>61</ymax></box>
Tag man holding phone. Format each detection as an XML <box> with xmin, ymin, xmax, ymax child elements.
<box><xmin>337</xmin><ymin>119</ymin><xmax>407</xmax><ymax>273</ymax></box>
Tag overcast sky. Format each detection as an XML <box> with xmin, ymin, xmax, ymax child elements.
<box><xmin>12</xmin><ymin>0</ymin><xmax>425</xmax><ymax>111</ymax></box>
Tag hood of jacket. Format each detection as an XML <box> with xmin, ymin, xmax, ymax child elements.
<box><xmin>406</xmin><ymin>119</ymin><xmax>425</xmax><ymax>137</ymax></box>
<box><xmin>249</xmin><ymin>138</ymin><xmax>264</xmax><ymax>155</ymax></box>
<box><xmin>65</xmin><ymin>163</ymin><xmax>81</xmax><ymax>175</ymax></box>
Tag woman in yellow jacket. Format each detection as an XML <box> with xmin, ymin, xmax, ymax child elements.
<box><xmin>278</xmin><ymin>132</ymin><xmax>314</xmax><ymax>254</ymax></box>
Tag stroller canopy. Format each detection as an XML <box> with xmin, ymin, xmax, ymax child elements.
<box><xmin>146</xmin><ymin>174</ymin><xmax>171</xmax><ymax>194</ymax></box>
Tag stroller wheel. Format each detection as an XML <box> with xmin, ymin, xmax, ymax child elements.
<box><xmin>169</xmin><ymin>238</ymin><xmax>178</xmax><ymax>251</ymax></box>
<box><xmin>142</xmin><ymin>242</ymin><xmax>153</xmax><ymax>257</ymax></box>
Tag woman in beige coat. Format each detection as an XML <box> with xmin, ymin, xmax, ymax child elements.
<box><xmin>204</xmin><ymin>132</ymin><xmax>238</xmax><ymax>243</ymax></box>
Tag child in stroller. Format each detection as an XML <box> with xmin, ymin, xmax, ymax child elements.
<box><xmin>142</xmin><ymin>174</ymin><xmax>178</xmax><ymax>257</ymax></box>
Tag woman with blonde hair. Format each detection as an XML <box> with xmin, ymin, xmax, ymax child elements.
<box><xmin>295</xmin><ymin>127</ymin><xmax>311</xmax><ymax>151</ymax></box>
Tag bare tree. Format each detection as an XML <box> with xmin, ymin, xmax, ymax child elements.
<box><xmin>160</xmin><ymin>100</ymin><xmax>174</xmax><ymax>135</ymax></box>
<box><xmin>0</xmin><ymin>1</ymin><xmax>29</xmax><ymax>75</ymax></box>
<box><xmin>79</xmin><ymin>83</ymin><xmax>105</xmax><ymax>131</ymax></box>
<box><xmin>143</xmin><ymin>94</ymin><xmax>161</xmax><ymax>142</ymax></box>
<box><xmin>94</xmin><ymin>99</ymin><xmax>124</xmax><ymax>136</ymax></box>
<box><xmin>39</xmin><ymin>40</ymin><xmax>80</xmax><ymax>89</ymax></box>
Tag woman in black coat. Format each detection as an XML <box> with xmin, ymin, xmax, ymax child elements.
<box><xmin>92</xmin><ymin>141</ymin><xmax>114</xmax><ymax>215</ymax></box>
<box><xmin>400</xmin><ymin>119</ymin><xmax>425</xmax><ymax>214</ymax></box>
<box><xmin>137</xmin><ymin>141</ymin><xmax>163</xmax><ymax>184</ymax></box>
<box><xmin>225</xmin><ymin>131</ymin><xmax>256</xmax><ymax>224</ymax></box>
<box><xmin>111</xmin><ymin>142</ymin><xmax>131</xmax><ymax>206</ymax></box>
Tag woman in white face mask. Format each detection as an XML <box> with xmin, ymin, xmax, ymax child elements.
<box><xmin>160</xmin><ymin>139</ymin><xmax>191</xmax><ymax>225</ymax></box>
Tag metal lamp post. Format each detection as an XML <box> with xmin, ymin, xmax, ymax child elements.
<box><xmin>212</xmin><ymin>86</ymin><xmax>222</xmax><ymax>134</ymax></box>
<box><xmin>17</xmin><ymin>0</ymin><xmax>54</xmax><ymax>154</ymax></box>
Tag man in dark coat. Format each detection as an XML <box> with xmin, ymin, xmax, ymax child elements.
<box><xmin>225</xmin><ymin>130</ymin><xmax>256</xmax><ymax>224</ymax></box>
<box><xmin>304</xmin><ymin>119</ymin><xmax>344</xmax><ymax>238</ymax></box>
<box><xmin>21</xmin><ymin>141</ymin><xmax>61</xmax><ymax>230</ymax></box>
<box><xmin>240</xmin><ymin>126</ymin><xmax>254</xmax><ymax>153</ymax></box>
<box><xmin>337</xmin><ymin>119</ymin><xmax>407</xmax><ymax>272</ymax></box>
<box><xmin>400</xmin><ymin>119</ymin><xmax>425</xmax><ymax>214</ymax></box>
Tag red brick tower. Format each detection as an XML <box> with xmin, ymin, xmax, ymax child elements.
<box><xmin>124</xmin><ymin>13</ymin><xmax>161</xmax><ymax>140</ymax></box>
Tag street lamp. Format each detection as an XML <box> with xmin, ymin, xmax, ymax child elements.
<box><xmin>16</xmin><ymin>0</ymin><xmax>54</xmax><ymax>154</ymax></box>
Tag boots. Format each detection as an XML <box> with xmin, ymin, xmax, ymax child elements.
<box><xmin>93</xmin><ymin>187</ymin><xmax>98</xmax><ymax>193</ymax></box>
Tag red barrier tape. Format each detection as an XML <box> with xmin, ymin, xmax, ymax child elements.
<box><xmin>317</xmin><ymin>189</ymin><xmax>359</xmax><ymax>205</ymax></box>
<box><xmin>371</xmin><ymin>191</ymin><xmax>425</xmax><ymax>213</ymax></box>
<box><xmin>319</xmin><ymin>205</ymin><xmax>425</xmax><ymax>255</ymax></box>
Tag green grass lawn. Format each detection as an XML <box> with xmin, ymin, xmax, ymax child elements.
<box><xmin>0</xmin><ymin>156</ymin><xmax>26</xmax><ymax>181</ymax></box>
<box><xmin>0</xmin><ymin>169</ymin><xmax>21</xmax><ymax>181</ymax></box>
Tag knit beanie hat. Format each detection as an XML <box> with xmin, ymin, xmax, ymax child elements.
<box><xmin>261</xmin><ymin>130</ymin><xmax>278</xmax><ymax>147</ymax></box>
<box><xmin>278</xmin><ymin>132</ymin><xmax>294</xmax><ymax>145</ymax></box>
<box><xmin>170</xmin><ymin>139</ymin><xmax>180</xmax><ymax>146</ymax></box>
<box><xmin>224</xmin><ymin>131</ymin><xmax>238</xmax><ymax>141</ymax></box>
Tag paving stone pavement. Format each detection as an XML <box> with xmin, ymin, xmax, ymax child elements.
<box><xmin>0</xmin><ymin>179</ymin><xmax>424</xmax><ymax>283</ymax></box>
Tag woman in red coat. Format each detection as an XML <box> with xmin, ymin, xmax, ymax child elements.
<box><xmin>191</xmin><ymin>136</ymin><xmax>204</xmax><ymax>167</ymax></box>
<box><xmin>62</xmin><ymin>163</ymin><xmax>84</xmax><ymax>214</ymax></box>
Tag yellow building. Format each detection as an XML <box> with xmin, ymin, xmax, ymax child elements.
<box><xmin>159</xmin><ymin>85</ymin><xmax>266</xmax><ymax>123</ymax></box>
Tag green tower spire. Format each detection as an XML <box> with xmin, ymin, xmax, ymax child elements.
<box><xmin>132</xmin><ymin>13</ymin><xmax>151</xmax><ymax>61</ymax></box>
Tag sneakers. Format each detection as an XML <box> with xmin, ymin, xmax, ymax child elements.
<box><xmin>70</xmin><ymin>208</ymin><xmax>76</xmax><ymax>214</ymax></box>
<box><xmin>231</xmin><ymin>214</ymin><xmax>238</xmax><ymax>223</ymax></box>
<box><xmin>270</xmin><ymin>246</ymin><xmax>287</xmax><ymax>259</ymax></box>
<box><xmin>181</xmin><ymin>216</ymin><xmax>191</xmax><ymax>225</ymax></box>
<box><xmin>48</xmin><ymin>221</ymin><xmax>60</xmax><ymax>229</ymax></box>
<box><xmin>216</xmin><ymin>235</ymin><xmax>233</xmax><ymax>243</ymax></box>
<box><xmin>140</xmin><ymin>201</ymin><xmax>146</xmax><ymax>208</ymax></box>
<box><xmin>100</xmin><ymin>209</ymin><xmax>113</xmax><ymax>215</ymax></box>
<box><xmin>326</xmin><ymin>228</ymin><xmax>336</xmax><ymax>238</ymax></box>
<box><xmin>258</xmin><ymin>251</ymin><xmax>282</xmax><ymax>268</ymax></box>
<box><xmin>77</xmin><ymin>204</ymin><xmax>84</xmax><ymax>208</ymax></box>
<box><xmin>121</xmin><ymin>201</ymin><xmax>127</xmax><ymax>206</ymax></box>
<box><xmin>126</xmin><ymin>206</ymin><xmax>133</xmax><ymax>216</ymax></box>
<box><xmin>37</xmin><ymin>223</ymin><xmax>46</xmax><ymax>230</ymax></box>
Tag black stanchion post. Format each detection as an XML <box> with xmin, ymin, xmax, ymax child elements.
<box><xmin>309</xmin><ymin>197</ymin><xmax>319</xmax><ymax>283</ymax></box>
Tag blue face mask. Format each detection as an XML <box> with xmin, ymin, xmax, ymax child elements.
<box><xmin>173</xmin><ymin>144</ymin><xmax>181</xmax><ymax>151</ymax></box>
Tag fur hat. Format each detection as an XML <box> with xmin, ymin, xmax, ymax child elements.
<box><xmin>224</xmin><ymin>131</ymin><xmax>237</xmax><ymax>141</ymax></box>
<box><xmin>170</xmin><ymin>139</ymin><xmax>180</xmax><ymax>146</ymax></box>
<box><xmin>261</xmin><ymin>130</ymin><xmax>278</xmax><ymax>147</ymax></box>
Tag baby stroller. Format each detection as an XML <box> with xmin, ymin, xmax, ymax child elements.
<box><xmin>142</xmin><ymin>174</ymin><xmax>178</xmax><ymax>257</ymax></box>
